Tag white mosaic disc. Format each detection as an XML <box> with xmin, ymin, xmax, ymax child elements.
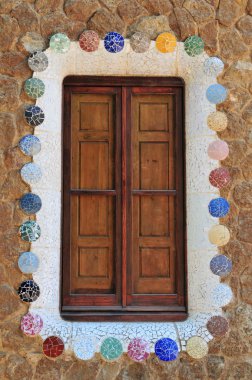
<box><xmin>203</xmin><ymin>57</ymin><xmax>224</xmax><ymax>77</ymax></box>
<box><xmin>72</xmin><ymin>336</ymin><xmax>97</xmax><ymax>360</ymax></box>
<box><xmin>21</xmin><ymin>163</ymin><xmax>42</xmax><ymax>185</ymax></box>
<box><xmin>186</xmin><ymin>336</ymin><xmax>208</xmax><ymax>359</ymax></box>
<box><xmin>212</xmin><ymin>283</ymin><xmax>233</xmax><ymax>307</ymax></box>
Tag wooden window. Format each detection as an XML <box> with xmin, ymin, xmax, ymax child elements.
<box><xmin>62</xmin><ymin>77</ymin><xmax>187</xmax><ymax>321</ymax></box>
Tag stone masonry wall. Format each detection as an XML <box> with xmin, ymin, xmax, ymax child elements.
<box><xmin>0</xmin><ymin>0</ymin><xmax>252</xmax><ymax>379</ymax></box>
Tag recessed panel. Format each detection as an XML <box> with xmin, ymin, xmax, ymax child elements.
<box><xmin>79</xmin><ymin>196</ymin><xmax>110</xmax><ymax>236</ymax></box>
<box><xmin>80</xmin><ymin>102</ymin><xmax>109</xmax><ymax>131</ymax></box>
<box><xmin>140</xmin><ymin>248</ymin><xmax>170</xmax><ymax>278</ymax></box>
<box><xmin>139</xmin><ymin>103</ymin><xmax>168</xmax><ymax>132</ymax></box>
<box><xmin>140</xmin><ymin>196</ymin><xmax>169</xmax><ymax>237</ymax></box>
<box><xmin>78</xmin><ymin>248</ymin><xmax>109</xmax><ymax>278</ymax></box>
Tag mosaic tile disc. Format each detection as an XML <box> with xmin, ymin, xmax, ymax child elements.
<box><xmin>25</xmin><ymin>105</ymin><xmax>45</xmax><ymax>127</ymax></box>
<box><xmin>212</xmin><ymin>284</ymin><xmax>233</xmax><ymax>307</ymax></box>
<box><xmin>79</xmin><ymin>30</ymin><xmax>99</xmax><ymax>52</ymax></box>
<box><xmin>206</xmin><ymin>84</ymin><xmax>227</xmax><ymax>104</ymax></box>
<box><xmin>100</xmin><ymin>337</ymin><xmax>123</xmax><ymax>361</ymax></box>
<box><xmin>203</xmin><ymin>57</ymin><xmax>224</xmax><ymax>76</ymax></box>
<box><xmin>19</xmin><ymin>135</ymin><xmax>41</xmax><ymax>156</ymax></box>
<box><xmin>28</xmin><ymin>51</ymin><xmax>48</xmax><ymax>72</ymax></box>
<box><xmin>24</xmin><ymin>78</ymin><xmax>45</xmax><ymax>99</ymax></box>
<box><xmin>208</xmin><ymin>225</ymin><xmax>230</xmax><ymax>246</ymax></box>
<box><xmin>21</xmin><ymin>163</ymin><xmax>42</xmax><ymax>185</ymax></box>
<box><xmin>186</xmin><ymin>336</ymin><xmax>208</xmax><ymax>359</ymax></box>
<box><xmin>21</xmin><ymin>312</ymin><xmax>43</xmax><ymax>336</ymax></box>
<box><xmin>18</xmin><ymin>251</ymin><xmax>39</xmax><ymax>274</ymax></box>
<box><xmin>184</xmin><ymin>36</ymin><xmax>204</xmax><ymax>56</ymax></box>
<box><xmin>207</xmin><ymin>111</ymin><xmax>228</xmax><ymax>132</ymax></box>
<box><xmin>154</xmin><ymin>338</ymin><xmax>179</xmax><ymax>361</ymax></box>
<box><xmin>20</xmin><ymin>193</ymin><xmax>42</xmax><ymax>215</ymax></box>
<box><xmin>43</xmin><ymin>336</ymin><xmax>64</xmax><ymax>358</ymax></box>
<box><xmin>156</xmin><ymin>32</ymin><xmax>177</xmax><ymax>53</ymax></box>
<box><xmin>207</xmin><ymin>140</ymin><xmax>229</xmax><ymax>160</ymax></box>
<box><xmin>209</xmin><ymin>168</ymin><xmax>231</xmax><ymax>189</ymax></box>
<box><xmin>73</xmin><ymin>336</ymin><xmax>97</xmax><ymax>360</ymax></box>
<box><xmin>127</xmin><ymin>338</ymin><xmax>150</xmax><ymax>362</ymax></box>
<box><xmin>104</xmin><ymin>32</ymin><xmax>124</xmax><ymax>53</ymax></box>
<box><xmin>210</xmin><ymin>255</ymin><xmax>232</xmax><ymax>277</ymax></box>
<box><xmin>206</xmin><ymin>316</ymin><xmax>229</xmax><ymax>337</ymax></box>
<box><xmin>130</xmin><ymin>32</ymin><xmax>150</xmax><ymax>53</ymax></box>
<box><xmin>208</xmin><ymin>197</ymin><xmax>230</xmax><ymax>218</ymax></box>
<box><xmin>18</xmin><ymin>280</ymin><xmax>40</xmax><ymax>302</ymax></box>
<box><xmin>19</xmin><ymin>221</ymin><xmax>41</xmax><ymax>242</ymax></box>
<box><xmin>50</xmin><ymin>33</ymin><xmax>70</xmax><ymax>53</ymax></box>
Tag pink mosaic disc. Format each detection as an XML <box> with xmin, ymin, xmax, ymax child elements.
<box><xmin>209</xmin><ymin>167</ymin><xmax>231</xmax><ymax>189</ymax></box>
<box><xmin>21</xmin><ymin>312</ymin><xmax>43</xmax><ymax>336</ymax></box>
<box><xmin>127</xmin><ymin>338</ymin><xmax>150</xmax><ymax>362</ymax></box>
<box><xmin>206</xmin><ymin>316</ymin><xmax>229</xmax><ymax>337</ymax></box>
<box><xmin>43</xmin><ymin>336</ymin><xmax>64</xmax><ymax>358</ymax></box>
<box><xmin>207</xmin><ymin>140</ymin><xmax>229</xmax><ymax>160</ymax></box>
<box><xmin>79</xmin><ymin>30</ymin><xmax>99</xmax><ymax>52</ymax></box>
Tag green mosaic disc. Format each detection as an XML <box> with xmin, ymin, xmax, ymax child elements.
<box><xmin>100</xmin><ymin>337</ymin><xmax>123</xmax><ymax>361</ymax></box>
<box><xmin>50</xmin><ymin>33</ymin><xmax>70</xmax><ymax>53</ymax></box>
<box><xmin>184</xmin><ymin>35</ymin><xmax>204</xmax><ymax>57</ymax></box>
<box><xmin>24</xmin><ymin>78</ymin><xmax>45</xmax><ymax>99</ymax></box>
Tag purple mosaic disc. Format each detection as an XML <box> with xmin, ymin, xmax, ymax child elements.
<box><xmin>210</xmin><ymin>254</ymin><xmax>232</xmax><ymax>277</ymax></box>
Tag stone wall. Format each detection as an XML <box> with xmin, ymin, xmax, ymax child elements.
<box><xmin>0</xmin><ymin>1</ymin><xmax>252</xmax><ymax>379</ymax></box>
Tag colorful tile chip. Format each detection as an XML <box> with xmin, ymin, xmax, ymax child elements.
<box><xmin>206</xmin><ymin>84</ymin><xmax>227</xmax><ymax>104</ymax></box>
<box><xmin>212</xmin><ymin>284</ymin><xmax>233</xmax><ymax>307</ymax></box>
<box><xmin>50</xmin><ymin>33</ymin><xmax>70</xmax><ymax>53</ymax></box>
<box><xmin>18</xmin><ymin>251</ymin><xmax>39</xmax><ymax>274</ymax></box>
<box><xmin>21</xmin><ymin>312</ymin><xmax>43</xmax><ymax>336</ymax></box>
<box><xmin>43</xmin><ymin>336</ymin><xmax>64</xmax><ymax>358</ymax></box>
<box><xmin>18</xmin><ymin>280</ymin><xmax>40</xmax><ymax>302</ymax></box>
<box><xmin>104</xmin><ymin>32</ymin><xmax>124</xmax><ymax>53</ymax></box>
<box><xmin>206</xmin><ymin>316</ymin><xmax>229</xmax><ymax>337</ymax></box>
<box><xmin>154</xmin><ymin>338</ymin><xmax>179</xmax><ymax>361</ymax></box>
<box><xmin>19</xmin><ymin>135</ymin><xmax>41</xmax><ymax>156</ymax></box>
<box><xmin>21</xmin><ymin>163</ymin><xmax>42</xmax><ymax>185</ymax></box>
<box><xmin>28</xmin><ymin>51</ymin><xmax>48</xmax><ymax>72</ymax></box>
<box><xmin>203</xmin><ymin>57</ymin><xmax>224</xmax><ymax>76</ymax></box>
<box><xmin>19</xmin><ymin>221</ymin><xmax>41</xmax><ymax>242</ymax></box>
<box><xmin>73</xmin><ymin>336</ymin><xmax>97</xmax><ymax>360</ymax></box>
<box><xmin>156</xmin><ymin>32</ymin><xmax>177</xmax><ymax>53</ymax></box>
<box><xmin>209</xmin><ymin>168</ymin><xmax>231</xmax><ymax>189</ymax></box>
<box><xmin>20</xmin><ymin>193</ymin><xmax>42</xmax><ymax>215</ymax></box>
<box><xmin>207</xmin><ymin>140</ymin><xmax>229</xmax><ymax>160</ymax></box>
<box><xmin>130</xmin><ymin>32</ymin><xmax>150</xmax><ymax>53</ymax></box>
<box><xmin>208</xmin><ymin>197</ymin><xmax>230</xmax><ymax>218</ymax></box>
<box><xmin>24</xmin><ymin>78</ymin><xmax>45</xmax><ymax>99</ymax></box>
<box><xmin>210</xmin><ymin>255</ymin><xmax>232</xmax><ymax>277</ymax></box>
<box><xmin>25</xmin><ymin>105</ymin><xmax>45</xmax><ymax>127</ymax></box>
<box><xmin>79</xmin><ymin>30</ymin><xmax>99</xmax><ymax>52</ymax></box>
<box><xmin>207</xmin><ymin>111</ymin><xmax>228</xmax><ymax>132</ymax></box>
<box><xmin>186</xmin><ymin>336</ymin><xmax>208</xmax><ymax>359</ymax></box>
<box><xmin>100</xmin><ymin>337</ymin><xmax>123</xmax><ymax>361</ymax></box>
<box><xmin>127</xmin><ymin>338</ymin><xmax>150</xmax><ymax>362</ymax></box>
<box><xmin>208</xmin><ymin>225</ymin><xmax>230</xmax><ymax>246</ymax></box>
<box><xmin>184</xmin><ymin>35</ymin><xmax>204</xmax><ymax>56</ymax></box>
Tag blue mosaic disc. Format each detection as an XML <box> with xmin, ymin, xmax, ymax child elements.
<box><xmin>25</xmin><ymin>105</ymin><xmax>45</xmax><ymax>127</ymax></box>
<box><xmin>154</xmin><ymin>338</ymin><xmax>179</xmax><ymax>361</ymax></box>
<box><xmin>21</xmin><ymin>163</ymin><xmax>42</xmax><ymax>185</ymax></box>
<box><xmin>18</xmin><ymin>252</ymin><xmax>39</xmax><ymax>274</ymax></box>
<box><xmin>20</xmin><ymin>193</ymin><xmax>42</xmax><ymax>215</ymax></box>
<box><xmin>208</xmin><ymin>197</ymin><xmax>230</xmax><ymax>218</ymax></box>
<box><xmin>210</xmin><ymin>255</ymin><xmax>232</xmax><ymax>277</ymax></box>
<box><xmin>24</xmin><ymin>78</ymin><xmax>45</xmax><ymax>99</ymax></box>
<box><xmin>206</xmin><ymin>84</ymin><xmax>227</xmax><ymax>104</ymax></box>
<box><xmin>19</xmin><ymin>135</ymin><xmax>41</xmax><ymax>156</ymax></box>
<box><xmin>19</xmin><ymin>221</ymin><xmax>41</xmax><ymax>242</ymax></box>
<box><xmin>104</xmin><ymin>32</ymin><xmax>124</xmax><ymax>53</ymax></box>
<box><xmin>18</xmin><ymin>280</ymin><xmax>40</xmax><ymax>302</ymax></box>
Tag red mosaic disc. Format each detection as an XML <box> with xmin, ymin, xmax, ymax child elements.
<box><xmin>206</xmin><ymin>316</ymin><xmax>229</xmax><ymax>337</ymax></box>
<box><xmin>43</xmin><ymin>336</ymin><xmax>64</xmax><ymax>358</ymax></box>
<box><xmin>79</xmin><ymin>30</ymin><xmax>99</xmax><ymax>52</ymax></box>
<box><xmin>21</xmin><ymin>312</ymin><xmax>43</xmax><ymax>336</ymax></box>
<box><xmin>209</xmin><ymin>167</ymin><xmax>231</xmax><ymax>189</ymax></box>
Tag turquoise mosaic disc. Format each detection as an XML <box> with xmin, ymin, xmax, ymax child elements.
<box><xmin>50</xmin><ymin>33</ymin><xmax>70</xmax><ymax>53</ymax></box>
<box><xmin>18</xmin><ymin>252</ymin><xmax>39</xmax><ymax>274</ymax></box>
<box><xmin>24</xmin><ymin>78</ymin><xmax>45</xmax><ymax>99</ymax></box>
<box><xmin>100</xmin><ymin>337</ymin><xmax>123</xmax><ymax>361</ymax></box>
<box><xmin>19</xmin><ymin>221</ymin><xmax>41</xmax><ymax>242</ymax></box>
<box><xmin>184</xmin><ymin>35</ymin><xmax>204</xmax><ymax>57</ymax></box>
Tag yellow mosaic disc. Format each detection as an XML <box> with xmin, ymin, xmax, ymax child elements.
<box><xmin>208</xmin><ymin>225</ymin><xmax>230</xmax><ymax>246</ymax></box>
<box><xmin>207</xmin><ymin>111</ymin><xmax>228</xmax><ymax>132</ymax></box>
<box><xmin>156</xmin><ymin>32</ymin><xmax>177</xmax><ymax>53</ymax></box>
<box><xmin>186</xmin><ymin>336</ymin><xmax>208</xmax><ymax>359</ymax></box>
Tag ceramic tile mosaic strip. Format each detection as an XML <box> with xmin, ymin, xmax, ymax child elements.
<box><xmin>207</xmin><ymin>140</ymin><xmax>229</xmax><ymax>160</ymax></box>
<box><xmin>18</xmin><ymin>280</ymin><xmax>40</xmax><ymax>302</ymax></box>
<box><xmin>19</xmin><ymin>135</ymin><xmax>41</xmax><ymax>156</ymax></box>
<box><xmin>210</xmin><ymin>255</ymin><xmax>232</xmax><ymax>277</ymax></box>
<box><xmin>21</xmin><ymin>163</ymin><xmax>42</xmax><ymax>185</ymax></box>
<box><xmin>203</xmin><ymin>57</ymin><xmax>224</xmax><ymax>77</ymax></box>
<box><xmin>21</xmin><ymin>312</ymin><xmax>43</xmax><ymax>336</ymax></box>
<box><xmin>156</xmin><ymin>32</ymin><xmax>177</xmax><ymax>53</ymax></box>
<box><xmin>25</xmin><ymin>105</ymin><xmax>45</xmax><ymax>127</ymax></box>
<box><xmin>206</xmin><ymin>316</ymin><xmax>229</xmax><ymax>337</ymax></box>
<box><xmin>79</xmin><ymin>30</ymin><xmax>99</xmax><ymax>52</ymax></box>
<box><xmin>208</xmin><ymin>225</ymin><xmax>230</xmax><ymax>246</ymax></box>
<box><xmin>19</xmin><ymin>221</ymin><xmax>41</xmax><ymax>242</ymax></box>
<box><xmin>18</xmin><ymin>251</ymin><xmax>39</xmax><ymax>274</ymax></box>
<box><xmin>50</xmin><ymin>33</ymin><xmax>70</xmax><ymax>53</ymax></box>
<box><xmin>104</xmin><ymin>32</ymin><xmax>124</xmax><ymax>53</ymax></box>
<box><xmin>100</xmin><ymin>337</ymin><xmax>123</xmax><ymax>361</ymax></box>
<box><xmin>43</xmin><ymin>336</ymin><xmax>64</xmax><ymax>358</ymax></box>
<box><xmin>28</xmin><ymin>51</ymin><xmax>49</xmax><ymax>72</ymax></box>
<box><xmin>73</xmin><ymin>336</ymin><xmax>97</xmax><ymax>360</ymax></box>
<box><xmin>20</xmin><ymin>193</ymin><xmax>42</xmax><ymax>215</ymax></box>
<box><xmin>186</xmin><ymin>336</ymin><xmax>208</xmax><ymax>359</ymax></box>
<box><xmin>184</xmin><ymin>36</ymin><xmax>204</xmax><ymax>56</ymax></box>
<box><xmin>206</xmin><ymin>84</ymin><xmax>227</xmax><ymax>104</ymax></box>
<box><xmin>154</xmin><ymin>338</ymin><xmax>179</xmax><ymax>361</ymax></box>
<box><xmin>130</xmin><ymin>32</ymin><xmax>150</xmax><ymax>53</ymax></box>
<box><xmin>208</xmin><ymin>197</ymin><xmax>230</xmax><ymax>218</ymax></box>
<box><xmin>127</xmin><ymin>338</ymin><xmax>150</xmax><ymax>362</ymax></box>
<box><xmin>209</xmin><ymin>168</ymin><xmax>231</xmax><ymax>189</ymax></box>
<box><xmin>24</xmin><ymin>78</ymin><xmax>45</xmax><ymax>99</ymax></box>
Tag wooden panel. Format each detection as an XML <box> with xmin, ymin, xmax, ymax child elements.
<box><xmin>140</xmin><ymin>196</ymin><xmax>170</xmax><ymax>237</ymax></box>
<box><xmin>79</xmin><ymin>248</ymin><xmax>109</xmax><ymax>277</ymax></box>
<box><xmin>80</xmin><ymin>102</ymin><xmax>109</xmax><ymax>131</ymax></box>
<box><xmin>79</xmin><ymin>196</ymin><xmax>110</xmax><ymax>236</ymax></box>
<box><xmin>140</xmin><ymin>248</ymin><xmax>170</xmax><ymax>277</ymax></box>
<box><xmin>139</xmin><ymin>103</ymin><xmax>168</xmax><ymax>131</ymax></box>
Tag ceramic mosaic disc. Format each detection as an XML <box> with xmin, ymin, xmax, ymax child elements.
<box><xmin>21</xmin><ymin>312</ymin><xmax>43</xmax><ymax>336</ymax></box>
<box><xmin>208</xmin><ymin>197</ymin><xmax>230</xmax><ymax>218</ymax></box>
<box><xmin>73</xmin><ymin>336</ymin><xmax>97</xmax><ymax>360</ymax></box>
<box><xmin>206</xmin><ymin>84</ymin><xmax>227</xmax><ymax>104</ymax></box>
<box><xmin>100</xmin><ymin>337</ymin><xmax>123</xmax><ymax>361</ymax></box>
<box><xmin>206</xmin><ymin>316</ymin><xmax>229</xmax><ymax>337</ymax></box>
<box><xmin>207</xmin><ymin>111</ymin><xmax>228</xmax><ymax>132</ymax></box>
<box><xmin>21</xmin><ymin>163</ymin><xmax>42</xmax><ymax>185</ymax></box>
<box><xmin>154</xmin><ymin>338</ymin><xmax>179</xmax><ymax>361</ymax></box>
<box><xmin>24</xmin><ymin>78</ymin><xmax>45</xmax><ymax>99</ymax></box>
<box><xmin>203</xmin><ymin>57</ymin><xmax>224</xmax><ymax>76</ymax></box>
<box><xmin>209</xmin><ymin>168</ymin><xmax>231</xmax><ymax>189</ymax></box>
<box><xmin>207</xmin><ymin>140</ymin><xmax>229</xmax><ymax>160</ymax></box>
<box><xmin>210</xmin><ymin>255</ymin><xmax>232</xmax><ymax>277</ymax></box>
<box><xmin>212</xmin><ymin>284</ymin><xmax>233</xmax><ymax>307</ymax></box>
<box><xmin>18</xmin><ymin>280</ymin><xmax>40</xmax><ymax>302</ymax></box>
<box><xmin>79</xmin><ymin>30</ymin><xmax>99</xmax><ymax>52</ymax></box>
<box><xmin>20</xmin><ymin>193</ymin><xmax>42</xmax><ymax>215</ymax></box>
<box><xmin>19</xmin><ymin>221</ymin><xmax>41</xmax><ymax>242</ymax></box>
<box><xmin>184</xmin><ymin>35</ymin><xmax>204</xmax><ymax>56</ymax></box>
<box><xmin>156</xmin><ymin>32</ymin><xmax>177</xmax><ymax>53</ymax></box>
<box><xmin>50</xmin><ymin>33</ymin><xmax>70</xmax><ymax>53</ymax></box>
<box><xmin>104</xmin><ymin>32</ymin><xmax>124</xmax><ymax>53</ymax></box>
<box><xmin>19</xmin><ymin>135</ymin><xmax>41</xmax><ymax>156</ymax></box>
<box><xmin>43</xmin><ymin>336</ymin><xmax>64</xmax><ymax>358</ymax></box>
<box><xmin>28</xmin><ymin>51</ymin><xmax>48</xmax><ymax>72</ymax></box>
<box><xmin>186</xmin><ymin>336</ymin><xmax>208</xmax><ymax>359</ymax></box>
<box><xmin>18</xmin><ymin>251</ymin><xmax>39</xmax><ymax>274</ymax></box>
<box><xmin>208</xmin><ymin>225</ymin><xmax>230</xmax><ymax>246</ymax></box>
<box><xmin>127</xmin><ymin>338</ymin><xmax>150</xmax><ymax>362</ymax></box>
<box><xmin>25</xmin><ymin>105</ymin><xmax>45</xmax><ymax>127</ymax></box>
<box><xmin>130</xmin><ymin>32</ymin><xmax>150</xmax><ymax>53</ymax></box>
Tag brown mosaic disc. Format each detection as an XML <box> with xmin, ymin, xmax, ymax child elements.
<box><xmin>79</xmin><ymin>30</ymin><xmax>99</xmax><ymax>52</ymax></box>
<box><xmin>206</xmin><ymin>316</ymin><xmax>229</xmax><ymax>337</ymax></box>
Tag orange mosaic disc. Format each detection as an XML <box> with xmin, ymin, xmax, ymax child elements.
<box><xmin>156</xmin><ymin>32</ymin><xmax>177</xmax><ymax>53</ymax></box>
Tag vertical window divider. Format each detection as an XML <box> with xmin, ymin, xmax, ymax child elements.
<box><xmin>122</xmin><ymin>86</ymin><xmax>127</xmax><ymax>308</ymax></box>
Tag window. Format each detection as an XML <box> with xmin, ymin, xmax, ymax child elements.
<box><xmin>61</xmin><ymin>77</ymin><xmax>186</xmax><ymax>321</ymax></box>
